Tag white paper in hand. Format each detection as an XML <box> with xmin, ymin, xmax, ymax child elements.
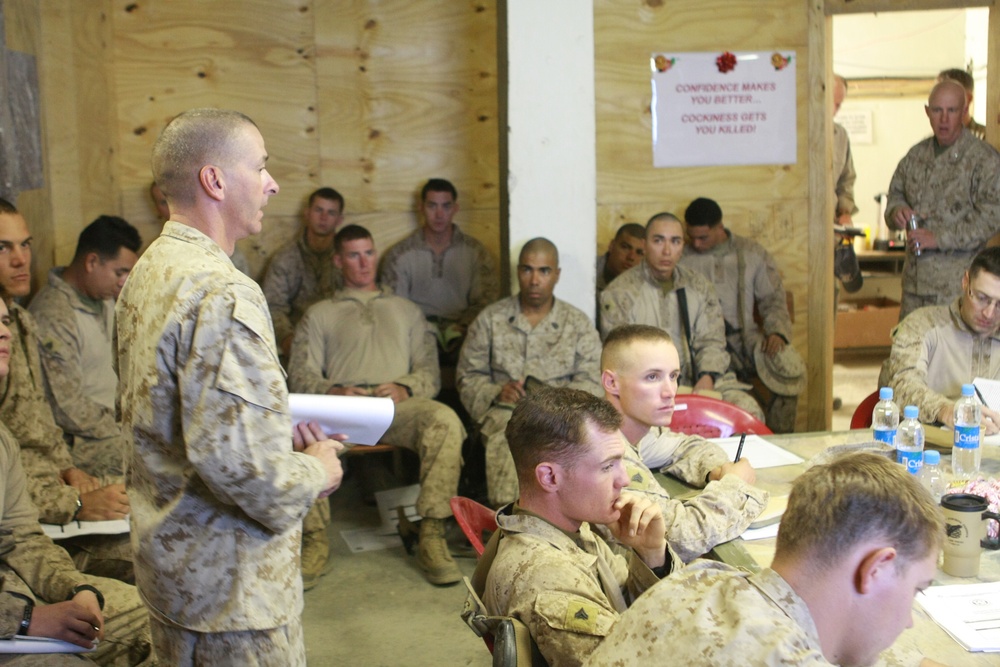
<box><xmin>288</xmin><ymin>394</ymin><xmax>395</xmax><ymax>446</ymax></box>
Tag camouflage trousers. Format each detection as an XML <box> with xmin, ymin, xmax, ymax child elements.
<box><xmin>0</xmin><ymin>574</ymin><xmax>153</xmax><ymax>666</ymax></box>
<box><xmin>479</xmin><ymin>407</ymin><xmax>517</xmax><ymax>508</ymax></box>
<box><xmin>382</xmin><ymin>398</ymin><xmax>465</xmax><ymax>519</ymax></box>
<box><xmin>150</xmin><ymin>615</ymin><xmax>304</xmax><ymax>667</ymax></box>
<box><xmin>301</xmin><ymin>496</ymin><xmax>330</xmax><ymax>534</ymax></box>
<box><xmin>763</xmin><ymin>395</ymin><xmax>798</xmax><ymax>434</ymax></box>
<box><xmin>63</xmin><ymin>533</ymin><xmax>135</xmax><ymax>584</ymax></box>
<box><xmin>710</xmin><ymin>373</ymin><xmax>766</xmax><ymax>423</ymax></box>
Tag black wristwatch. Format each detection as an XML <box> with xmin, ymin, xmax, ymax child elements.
<box><xmin>71</xmin><ymin>494</ymin><xmax>82</xmax><ymax>522</ymax></box>
<box><xmin>17</xmin><ymin>602</ymin><xmax>32</xmax><ymax>635</ymax></box>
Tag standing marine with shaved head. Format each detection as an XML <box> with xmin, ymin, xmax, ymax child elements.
<box><xmin>886</xmin><ymin>79</ymin><xmax>1000</xmax><ymax>321</ymax></box>
<box><xmin>117</xmin><ymin>109</ymin><xmax>344</xmax><ymax>665</ymax></box>
<box><xmin>457</xmin><ymin>238</ymin><xmax>602</xmax><ymax>506</ymax></box>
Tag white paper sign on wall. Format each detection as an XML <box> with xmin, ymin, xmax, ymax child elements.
<box><xmin>651</xmin><ymin>50</ymin><xmax>797</xmax><ymax>168</ymax></box>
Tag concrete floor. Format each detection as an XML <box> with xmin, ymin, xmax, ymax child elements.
<box><xmin>302</xmin><ymin>466</ymin><xmax>488</xmax><ymax>666</ymax></box>
<box><xmin>831</xmin><ymin>348</ymin><xmax>887</xmax><ymax>431</ymax></box>
<box><xmin>301</xmin><ymin>350</ymin><xmax>884</xmax><ymax>666</ymax></box>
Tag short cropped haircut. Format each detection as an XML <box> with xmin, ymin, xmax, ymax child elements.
<box><xmin>152</xmin><ymin>108</ymin><xmax>257</xmax><ymax>207</ymax></box>
<box><xmin>519</xmin><ymin>237</ymin><xmax>559</xmax><ymax>266</ymax></box>
<box><xmin>939</xmin><ymin>68</ymin><xmax>974</xmax><ymax>93</ymax></box>
<box><xmin>601</xmin><ymin>324</ymin><xmax>674</xmax><ymax>372</ymax></box>
<box><xmin>308</xmin><ymin>187</ymin><xmax>344</xmax><ymax>210</ymax></box>
<box><xmin>0</xmin><ymin>198</ymin><xmax>17</xmax><ymax>215</ymax></box>
<box><xmin>614</xmin><ymin>223</ymin><xmax>646</xmax><ymax>242</ymax></box>
<box><xmin>968</xmin><ymin>247</ymin><xmax>1000</xmax><ymax>281</ymax></box>
<box><xmin>645</xmin><ymin>211</ymin><xmax>680</xmax><ymax>232</ymax></box>
<box><xmin>684</xmin><ymin>197</ymin><xmax>723</xmax><ymax>228</ymax></box>
<box><xmin>506</xmin><ymin>387</ymin><xmax>622</xmax><ymax>487</ymax></box>
<box><xmin>776</xmin><ymin>452</ymin><xmax>943</xmax><ymax>570</ymax></box>
<box><xmin>421</xmin><ymin>178</ymin><xmax>457</xmax><ymax>202</ymax></box>
<box><xmin>73</xmin><ymin>216</ymin><xmax>142</xmax><ymax>263</ymax></box>
<box><xmin>333</xmin><ymin>224</ymin><xmax>373</xmax><ymax>253</ymax></box>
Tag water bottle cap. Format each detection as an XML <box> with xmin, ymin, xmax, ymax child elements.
<box><xmin>923</xmin><ymin>450</ymin><xmax>940</xmax><ymax>465</ymax></box>
<box><xmin>903</xmin><ymin>405</ymin><xmax>918</xmax><ymax>419</ymax></box>
<box><xmin>879</xmin><ymin>387</ymin><xmax>893</xmax><ymax>400</ymax></box>
<box><xmin>962</xmin><ymin>384</ymin><xmax>975</xmax><ymax>396</ymax></box>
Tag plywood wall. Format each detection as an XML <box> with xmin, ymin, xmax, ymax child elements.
<box><xmin>594</xmin><ymin>0</ymin><xmax>818</xmax><ymax>430</ymax></box>
<box><xmin>34</xmin><ymin>0</ymin><xmax>498</xmax><ymax>278</ymax></box>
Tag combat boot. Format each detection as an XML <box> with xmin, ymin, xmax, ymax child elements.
<box><xmin>301</xmin><ymin>528</ymin><xmax>331</xmax><ymax>591</ymax></box>
<box><xmin>417</xmin><ymin>518</ymin><xmax>462</xmax><ymax>585</ymax></box>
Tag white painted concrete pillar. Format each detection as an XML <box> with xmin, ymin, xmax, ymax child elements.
<box><xmin>500</xmin><ymin>0</ymin><xmax>597</xmax><ymax>319</ymax></box>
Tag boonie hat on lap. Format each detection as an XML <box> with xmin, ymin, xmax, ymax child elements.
<box><xmin>754</xmin><ymin>340</ymin><xmax>806</xmax><ymax>396</ymax></box>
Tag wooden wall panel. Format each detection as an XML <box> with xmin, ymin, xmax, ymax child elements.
<box><xmin>314</xmin><ymin>0</ymin><xmax>499</xmax><ymax>262</ymax></box>
<box><xmin>110</xmin><ymin>0</ymin><xmax>320</xmax><ymax>276</ymax></box>
<box><xmin>594</xmin><ymin>0</ymin><xmax>818</xmax><ymax>429</ymax></box>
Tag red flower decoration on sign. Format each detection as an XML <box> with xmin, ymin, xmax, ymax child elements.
<box><xmin>716</xmin><ymin>51</ymin><xmax>737</xmax><ymax>74</ymax></box>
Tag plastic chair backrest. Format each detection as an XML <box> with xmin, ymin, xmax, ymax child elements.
<box><xmin>850</xmin><ymin>390</ymin><xmax>881</xmax><ymax>429</ymax></box>
<box><xmin>670</xmin><ymin>394</ymin><xmax>773</xmax><ymax>439</ymax></box>
<box><xmin>450</xmin><ymin>496</ymin><xmax>497</xmax><ymax>557</ymax></box>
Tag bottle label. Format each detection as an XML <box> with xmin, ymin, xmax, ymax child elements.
<box><xmin>954</xmin><ymin>424</ymin><xmax>980</xmax><ymax>449</ymax></box>
<box><xmin>897</xmin><ymin>449</ymin><xmax>923</xmax><ymax>475</ymax></box>
<box><xmin>873</xmin><ymin>428</ymin><xmax>896</xmax><ymax>446</ymax></box>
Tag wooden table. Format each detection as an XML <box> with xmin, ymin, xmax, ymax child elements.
<box><xmin>674</xmin><ymin>430</ymin><xmax>1000</xmax><ymax>666</ymax></box>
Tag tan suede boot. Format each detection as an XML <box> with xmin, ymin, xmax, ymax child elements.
<box><xmin>417</xmin><ymin>518</ymin><xmax>461</xmax><ymax>585</ymax></box>
<box><xmin>301</xmin><ymin>528</ymin><xmax>331</xmax><ymax>591</ymax></box>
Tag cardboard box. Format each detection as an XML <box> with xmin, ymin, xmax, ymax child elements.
<box><xmin>834</xmin><ymin>298</ymin><xmax>900</xmax><ymax>349</ymax></box>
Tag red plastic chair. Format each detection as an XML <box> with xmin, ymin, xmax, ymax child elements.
<box><xmin>449</xmin><ymin>496</ymin><xmax>497</xmax><ymax>557</ymax></box>
<box><xmin>670</xmin><ymin>394</ymin><xmax>773</xmax><ymax>439</ymax></box>
<box><xmin>850</xmin><ymin>390</ymin><xmax>881</xmax><ymax>429</ymax></box>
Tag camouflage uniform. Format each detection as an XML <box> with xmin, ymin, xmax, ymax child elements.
<box><xmin>483</xmin><ymin>506</ymin><xmax>677</xmax><ymax>667</ymax></box>
<box><xmin>595</xmin><ymin>254</ymin><xmax>612</xmax><ymax>292</ymax></box>
<box><xmin>879</xmin><ymin>299</ymin><xmax>1000</xmax><ymax>425</ymax></box>
<box><xmin>585</xmin><ymin>561</ymin><xmax>833</xmax><ymax>666</ymax></box>
<box><xmin>885</xmin><ymin>129</ymin><xmax>1000</xmax><ymax>319</ymax></box>
<box><xmin>261</xmin><ymin>232</ymin><xmax>342</xmax><ymax>347</ymax></box>
<box><xmin>680</xmin><ymin>232</ymin><xmax>800</xmax><ymax>432</ymax></box>
<box><xmin>599</xmin><ymin>262</ymin><xmax>764</xmax><ymax>419</ymax></box>
<box><xmin>624</xmin><ymin>427</ymin><xmax>767</xmax><ymax>562</ymax></box>
<box><xmin>0</xmin><ymin>422</ymin><xmax>151</xmax><ymax>666</ymax></box>
<box><xmin>116</xmin><ymin>222</ymin><xmax>328</xmax><ymax>662</ymax></box>
<box><xmin>230</xmin><ymin>245</ymin><xmax>252</xmax><ymax>278</ymax></box>
<box><xmin>28</xmin><ymin>268</ymin><xmax>125</xmax><ymax>477</ymax></box>
<box><xmin>833</xmin><ymin>122</ymin><xmax>858</xmax><ymax>219</ymax></box>
<box><xmin>456</xmin><ymin>296</ymin><xmax>602</xmax><ymax>506</ymax></box>
<box><xmin>287</xmin><ymin>286</ymin><xmax>464</xmax><ymax>519</ymax></box>
<box><xmin>0</xmin><ymin>304</ymin><xmax>132</xmax><ymax>580</ymax></box>
<box><xmin>380</xmin><ymin>225</ymin><xmax>499</xmax><ymax>326</ymax></box>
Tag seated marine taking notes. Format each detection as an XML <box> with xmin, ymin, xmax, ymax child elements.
<box><xmin>879</xmin><ymin>246</ymin><xmax>1000</xmax><ymax>435</ymax></box>
<box><xmin>601</xmin><ymin>324</ymin><xmax>768</xmax><ymax>562</ymax></box>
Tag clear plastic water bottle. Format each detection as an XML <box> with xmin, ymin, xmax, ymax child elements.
<box><xmin>897</xmin><ymin>405</ymin><xmax>924</xmax><ymax>475</ymax></box>
<box><xmin>917</xmin><ymin>450</ymin><xmax>947</xmax><ymax>502</ymax></box>
<box><xmin>872</xmin><ymin>387</ymin><xmax>899</xmax><ymax>447</ymax></box>
<box><xmin>953</xmin><ymin>384</ymin><xmax>981</xmax><ymax>480</ymax></box>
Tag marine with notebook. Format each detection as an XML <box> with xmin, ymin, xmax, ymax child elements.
<box><xmin>880</xmin><ymin>246</ymin><xmax>1000</xmax><ymax>434</ymax></box>
<box><xmin>601</xmin><ymin>324</ymin><xmax>767</xmax><ymax>562</ymax></box>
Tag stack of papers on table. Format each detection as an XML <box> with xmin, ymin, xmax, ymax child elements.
<box><xmin>712</xmin><ymin>435</ymin><xmax>804</xmax><ymax>469</ymax></box>
<box><xmin>917</xmin><ymin>582</ymin><xmax>1000</xmax><ymax>652</ymax></box>
<box><xmin>42</xmin><ymin>519</ymin><xmax>129</xmax><ymax>540</ymax></box>
<box><xmin>0</xmin><ymin>635</ymin><xmax>94</xmax><ymax>653</ymax></box>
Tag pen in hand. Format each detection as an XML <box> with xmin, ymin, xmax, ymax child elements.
<box><xmin>974</xmin><ymin>385</ymin><xmax>990</xmax><ymax>410</ymax></box>
<box><xmin>734</xmin><ymin>433</ymin><xmax>746</xmax><ymax>463</ymax></box>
